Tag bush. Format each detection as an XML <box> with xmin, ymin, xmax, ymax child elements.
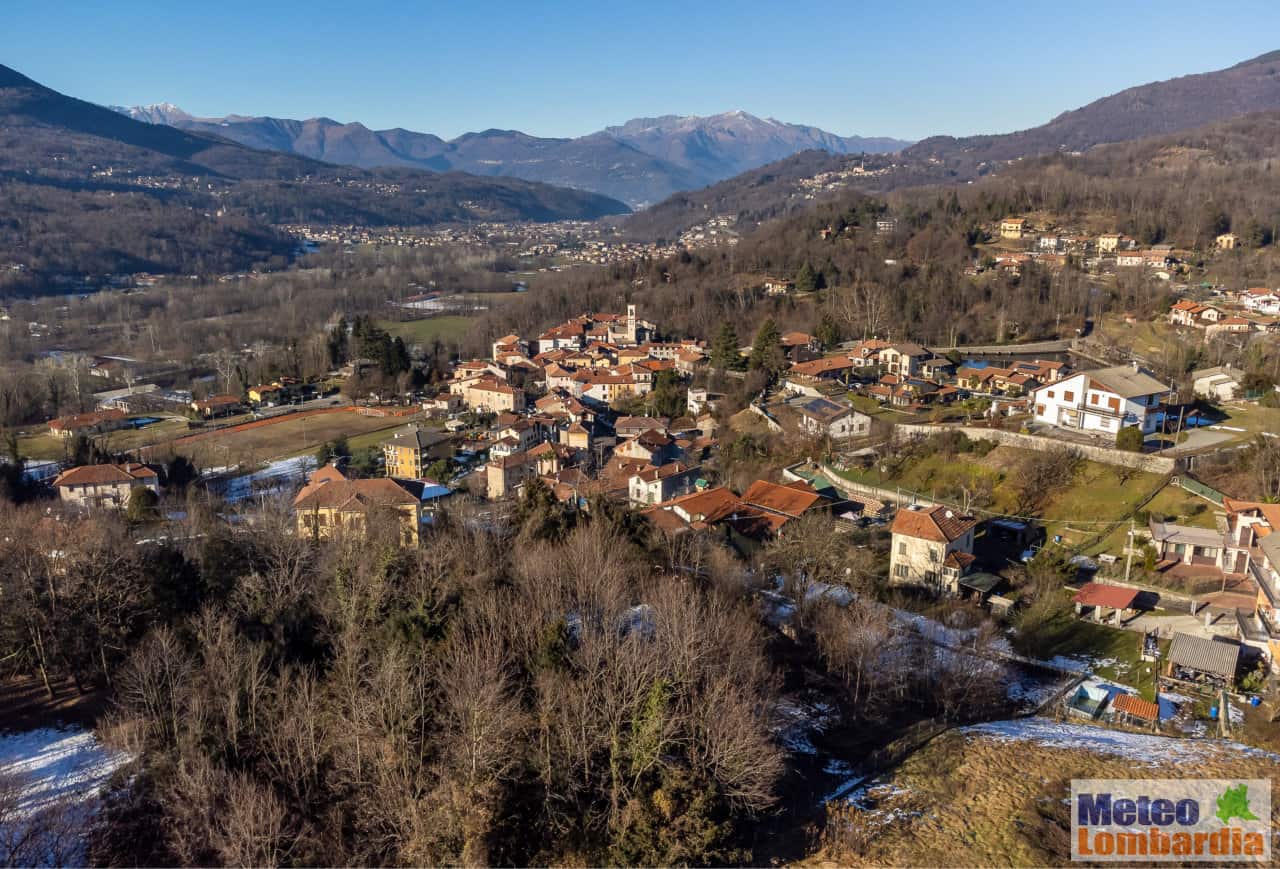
<box><xmin>1116</xmin><ymin>426</ymin><xmax>1144</xmax><ymax>452</ymax></box>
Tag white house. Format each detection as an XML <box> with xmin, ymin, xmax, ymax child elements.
<box><xmin>1191</xmin><ymin>365</ymin><xmax>1243</xmax><ymax>401</ymax></box>
<box><xmin>889</xmin><ymin>505</ymin><xmax>979</xmax><ymax>593</ymax></box>
<box><xmin>1030</xmin><ymin>364</ymin><xmax>1169</xmax><ymax>436</ymax></box>
<box><xmin>1241</xmin><ymin>288</ymin><xmax>1280</xmax><ymax>316</ymax></box>
<box><xmin>791</xmin><ymin>397</ymin><xmax>872</xmax><ymax>440</ymax></box>
<box><xmin>628</xmin><ymin>462</ymin><xmax>699</xmax><ymax>506</ymax></box>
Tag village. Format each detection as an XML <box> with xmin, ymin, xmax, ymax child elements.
<box><xmin>20</xmin><ymin>260</ymin><xmax>1280</xmax><ymax>759</ymax></box>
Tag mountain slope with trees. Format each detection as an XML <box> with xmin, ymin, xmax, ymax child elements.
<box><xmin>626</xmin><ymin>51</ymin><xmax>1280</xmax><ymax>239</ymax></box>
<box><xmin>0</xmin><ymin>63</ymin><xmax>628</xmax><ymax>293</ymax></box>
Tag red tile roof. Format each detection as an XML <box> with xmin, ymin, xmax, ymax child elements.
<box><xmin>53</xmin><ymin>462</ymin><xmax>157</xmax><ymax>487</ymax></box>
<box><xmin>741</xmin><ymin>479</ymin><xmax>824</xmax><ymax>518</ymax></box>
<box><xmin>1111</xmin><ymin>693</ymin><xmax>1158</xmax><ymax>721</ymax></box>
<box><xmin>1072</xmin><ymin>582</ymin><xmax>1139</xmax><ymax>610</ymax></box>
<box><xmin>890</xmin><ymin>505</ymin><xmax>978</xmax><ymax>544</ymax></box>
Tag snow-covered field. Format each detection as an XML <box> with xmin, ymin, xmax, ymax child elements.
<box><xmin>0</xmin><ymin>727</ymin><xmax>130</xmax><ymax>865</ymax></box>
<box><xmin>212</xmin><ymin>455</ymin><xmax>316</xmax><ymax>503</ymax></box>
<box><xmin>961</xmin><ymin>717</ymin><xmax>1280</xmax><ymax>763</ymax></box>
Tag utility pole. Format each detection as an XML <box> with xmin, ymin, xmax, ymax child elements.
<box><xmin>1124</xmin><ymin>519</ymin><xmax>1136</xmax><ymax>584</ymax></box>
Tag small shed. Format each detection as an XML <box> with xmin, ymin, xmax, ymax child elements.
<box><xmin>959</xmin><ymin>572</ymin><xmax>1005</xmax><ymax>603</ymax></box>
<box><xmin>1165</xmin><ymin>633</ymin><xmax>1241</xmax><ymax>692</ymax></box>
<box><xmin>1112</xmin><ymin>693</ymin><xmax>1159</xmax><ymax>728</ymax></box>
<box><xmin>1072</xmin><ymin>582</ymin><xmax>1140</xmax><ymax>625</ymax></box>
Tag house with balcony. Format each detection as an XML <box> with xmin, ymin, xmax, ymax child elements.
<box><xmin>1029</xmin><ymin>364</ymin><xmax>1169</xmax><ymax>436</ymax></box>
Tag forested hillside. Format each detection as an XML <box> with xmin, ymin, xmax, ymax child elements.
<box><xmin>0</xmin><ymin>64</ymin><xmax>628</xmax><ymax>293</ymax></box>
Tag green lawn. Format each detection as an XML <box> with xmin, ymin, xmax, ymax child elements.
<box><xmin>1087</xmin><ymin>482</ymin><xmax>1219</xmax><ymax>557</ymax></box>
<box><xmin>380</xmin><ymin>316</ymin><xmax>474</xmax><ymax>346</ymax></box>
<box><xmin>18</xmin><ymin>416</ymin><xmax>191</xmax><ymax>461</ymax></box>
<box><xmin>1216</xmin><ymin>402</ymin><xmax>1280</xmax><ymax>442</ymax></box>
<box><xmin>1015</xmin><ymin>595</ymin><xmax>1166</xmax><ymax>699</ymax></box>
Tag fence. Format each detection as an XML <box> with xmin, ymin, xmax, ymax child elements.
<box><xmin>892</xmin><ymin>424</ymin><xmax>1179</xmax><ymax>474</ymax></box>
<box><xmin>1174</xmin><ymin>475</ymin><xmax>1226</xmax><ymax>506</ymax></box>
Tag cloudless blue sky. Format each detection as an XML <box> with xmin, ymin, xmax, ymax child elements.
<box><xmin>5</xmin><ymin>0</ymin><xmax>1279</xmax><ymax>140</ymax></box>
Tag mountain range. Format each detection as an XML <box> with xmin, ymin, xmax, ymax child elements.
<box><xmin>111</xmin><ymin>105</ymin><xmax>910</xmax><ymax>206</ymax></box>
<box><xmin>629</xmin><ymin>50</ymin><xmax>1280</xmax><ymax>238</ymax></box>
<box><xmin>0</xmin><ymin>63</ymin><xmax>627</xmax><ymax>292</ymax></box>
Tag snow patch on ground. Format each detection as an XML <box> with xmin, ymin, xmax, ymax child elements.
<box><xmin>215</xmin><ymin>455</ymin><xmax>317</xmax><ymax>503</ymax></box>
<box><xmin>0</xmin><ymin>727</ymin><xmax>128</xmax><ymax>818</ymax></box>
<box><xmin>0</xmin><ymin>726</ymin><xmax>130</xmax><ymax>865</ymax></box>
<box><xmin>962</xmin><ymin>717</ymin><xmax>1279</xmax><ymax>763</ymax></box>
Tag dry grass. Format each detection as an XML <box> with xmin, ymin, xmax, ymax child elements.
<box><xmin>176</xmin><ymin>412</ymin><xmax>412</xmax><ymax>467</ymax></box>
<box><xmin>810</xmin><ymin>725</ymin><xmax>1280</xmax><ymax>867</ymax></box>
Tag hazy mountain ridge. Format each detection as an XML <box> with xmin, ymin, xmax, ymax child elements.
<box><xmin>112</xmin><ymin>105</ymin><xmax>910</xmax><ymax>205</ymax></box>
<box><xmin>0</xmin><ymin>63</ymin><xmax>628</xmax><ymax>292</ymax></box>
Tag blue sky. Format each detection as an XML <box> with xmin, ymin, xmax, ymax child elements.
<box><xmin>5</xmin><ymin>1</ymin><xmax>1279</xmax><ymax>140</ymax></box>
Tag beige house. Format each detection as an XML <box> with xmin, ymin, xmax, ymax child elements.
<box><xmin>1216</xmin><ymin>232</ymin><xmax>1240</xmax><ymax>250</ymax></box>
<box><xmin>48</xmin><ymin>409</ymin><xmax>128</xmax><ymax>439</ymax></box>
<box><xmin>999</xmin><ymin>217</ymin><xmax>1029</xmax><ymax>240</ymax></box>
<box><xmin>293</xmin><ymin>468</ymin><xmax>422</xmax><ymax>546</ymax></box>
<box><xmin>889</xmin><ymin>505</ymin><xmax>979</xmax><ymax>593</ymax></box>
<box><xmin>485</xmin><ymin>443</ymin><xmax>562</xmax><ymax>499</ymax></box>
<box><xmin>880</xmin><ymin>343</ymin><xmax>931</xmax><ymax>377</ymax></box>
<box><xmin>1097</xmin><ymin>233</ymin><xmax>1122</xmax><ymax>253</ymax></box>
<box><xmin>52</xmin><ymin>463</ymin><xmax>160</xmax><ymax>510</ymax></box>
<box><xmin>451</xmin><ymin>376</ymin><xmax>526</xmax><ymax>412</ymax></box>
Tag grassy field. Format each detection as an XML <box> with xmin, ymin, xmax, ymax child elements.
<box><xmin>1095</xmin><ymin>312</ymin><xmax>1182</xmax><ymax>357</ymax></box>
<box><xmin>814</xmin><ymin>718</ymin><xmax>1280</xmax><ymax>867</ymax></box>
<box><xmin>18</xmin><ymin>416</ymin><xmax>191</xmax><ymax>461</ymax></box>
<box><xmin>380</xmin><ymin>316</ymin><xmax>475</xmax><ymax>346</ymax></box>
<box><xmin>1014</xmin><ymin>594</ymin><xmax>1164</xmax><ymax>697</ymax></box>
<box><xmin>1216</xmin><ymin>401</ymin><xmax>1280</xmax><ymax>442</ymax></box>
<box><xmin>177</xmin><ymin>412</ymin><xmax>415</xmax><ymax>467</ymax></box>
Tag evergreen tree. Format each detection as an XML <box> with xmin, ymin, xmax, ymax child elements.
<box><xmin>709</xmin><ymin>322</ymin><xmax>743</xmax><ymax>371</ymax></box>
<box><xmin>815</xmin><ymin>313</ymin><xmax>840</xmax><ymax>349</ymax></box>
<box><xmin>748</xmin><ymin>318</ymin><xmax>787</xmax><ymax>379</ymax></box>
<box><xmin>794</xmin><ymin>262</ymin><xmax>817</xmax><ymax>292</ymax></box>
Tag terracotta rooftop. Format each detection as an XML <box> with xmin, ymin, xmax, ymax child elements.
<box><xmin>741</xmin><ymin>479</ymin><xmax>825</xmax><ymax>518</ymax></box>
<box><xmin>1111</xmin><ymin>693</ymin><xmax>1159</xmax><ymax>721</ymax></box>
<box><xmin>1071</xmin><ymin>582</ymin><xmax>1139</xmax><ymax>610</ymax></box>
<box><xmin>53</xmin><ymin>462</ymin><xmax>157</xmax><ymax>487</ymax></box>
<box><xmin>890</xmin><ymin>505</ymin><xmax>978</xmax><ymax>544</ymax></box>
<box><xmin>293</xmin><ymin>477</ymin><xmax>419</xmax><ymax>511</ymax></box>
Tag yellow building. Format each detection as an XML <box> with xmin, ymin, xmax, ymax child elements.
<box><xmin>294</xmin><ymin>469</ymin><xmax>422</xmax><ymax>546</ymax></box>
<box><xmin>999</xmin><ymin>217</ymin><xmax>1029</xmax><ymax>240</ymax></box>
<box><xmin>382</xmin><ymin>424</ymin><xmax>453</xmax><ymax>479</ymax></box>
<box><xmin>1216</xmin><ymin>232</ymin><xmax>1240</xmax><ymax>250</ymax></box>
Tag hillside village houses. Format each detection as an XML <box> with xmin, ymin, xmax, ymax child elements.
<box><xmin>294</xmin><ymin>464</ymin><xmax>423</xmax><ymax>546</ymax></box>
<box><xmin>1030</xmin><ymin>363</ymin><xmax>1169</xmax><ymax>436</ymax></box>
<box><xmin>889</xmin><ymin>504</ymin><xmax>980</xmax><ymax>593</ymax></box>
<box><xmin>52</xmin><ymin>462</ymin><xmax>160</xmax><ymax>511</ymax></box>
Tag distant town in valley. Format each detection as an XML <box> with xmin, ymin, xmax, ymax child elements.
<box><xmin>3</xmin><ymin>33</ymin><xmax>1280</xmax><ymax>869</ymax></box>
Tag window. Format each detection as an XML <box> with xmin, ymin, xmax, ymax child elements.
<box><xmin>898</xmin><ymin>541</ymin><xmax>907</xmax><ymax>555</ymax></box>
<box><xmin>1064</xmin><ymin>390</ymin><xmax>1074</xmax><ymax>402</ymax></box>
<box><xmin>1047</xmin><ymin>390</ymin><xmax>1055</xmax><ymax>398</ymax></box>
<box><xmin>1090</xmin><ymin>393</ymin><xmax>1100</xmax><ymax>404</ymax></box>
<box><xmin>894</xmin><ymin>564</ymin><xmax>909</xmax><ymax>578</ymax></box>
<box><xmin>924</xmin><ymin>570</ymin><xmax>938</xmax><ymax>585</ymax></box>
<box><xmin>1109</xmin><ymin>397</ymin><xmax>1120</xmax><ymax>411</ymax></box>
<box><xmin>929</xmin><ymin>548</ymin><xmax>940</xmax><ymax>563</ymax></box>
